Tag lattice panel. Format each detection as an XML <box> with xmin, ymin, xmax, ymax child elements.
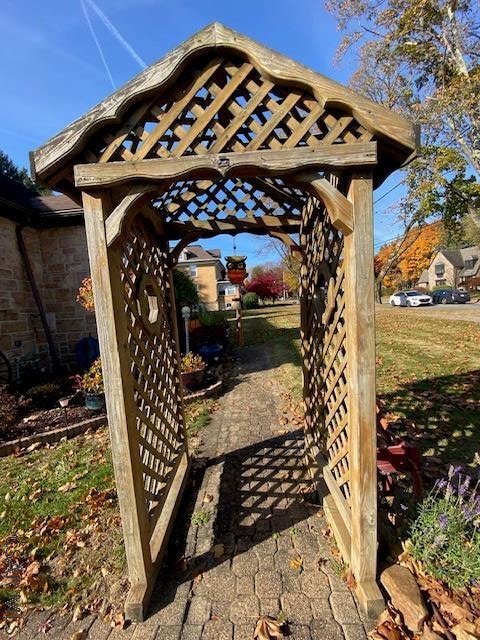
<box><xmin>154</xmin><ymin>176</ymin><xmax>306</xmax><ymax>232</ymax></box>
<box><xmin>300</xmin><ymin>196</ymin><xmax>350</xmax><ymax>503</ymax></box>
<box><xmin>118</xmin><ymin>217</ymin><xmax>185</xmax><ymax>515</ymax></box>
<box><xmin>79</xmin><ymin>53</ymin><xmax>374</xmax><ymax>166</ymax></box>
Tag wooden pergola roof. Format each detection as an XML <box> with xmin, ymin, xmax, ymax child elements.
<box><xmin>30</xmin><ymin>22</ymin><xmax>417</xmax><ymax>202</ymax></box>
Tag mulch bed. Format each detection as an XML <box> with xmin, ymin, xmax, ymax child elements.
<box><xmin>0</xmin><ymin>405</ymin><xmax>106</xmax><ymax>445</ymax></box>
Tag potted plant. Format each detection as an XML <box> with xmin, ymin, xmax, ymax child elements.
<box><xmin>180</xmin><ymin>352</ymin><xmax>206</xmax><ymax>390</ymax></box>
<box><xmin>72</xmin><ymin>357</ymin><xmax>105</xmax><ymax>411</ymax></box>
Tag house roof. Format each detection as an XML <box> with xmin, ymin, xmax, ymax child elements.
<box><xmin>0</xmin><ymin>175</ymin><xmax>83</xmax><ymax>227</ymax></box>
<box><xmin>179</xmin><ymin>244</ymin><xmax>223</xmax><ymax>262</ymax></box>
<box><xmin>30</xmin><ymin>194</ymin><xmax>81</xmax><ymax>214</ymax></box>
<box><xmin>459</xmin><ymin>246</ymin><xmax>480</xmax><ymax>277</ymax></box>
<box><xmin>31</xmin><ymin>22</ymin><xmax>417</xmax><ymax>199</ymax></box>
<box><xmin>438</xmin><ymin>249</ymin><xmax>464</xmax><ymax>268</ymax></box>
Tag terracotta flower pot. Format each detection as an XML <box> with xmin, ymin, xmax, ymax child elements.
<box><xmin>180</xmin><ymin>367</ymin><xmax>205</xmax><ymax>390</ymax></box>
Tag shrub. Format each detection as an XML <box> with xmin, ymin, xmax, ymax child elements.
<box><xmin>180</xmin><ymin>352</ymin><xmax>205</xmax><ymax>373</ymax></box>
<box><xmin>409</xmin><ymin>465</ymin><xmax>480</xmax><ymax>589</ymax></box>
<box><xmin>0</xmin><ymin>387</ymin><xmax>19</xmax><ymax>431</ymax></box>
<box><xmin>243</xmin><ymin>292</ymin><xmax>259</xmax><ymax>309</ymax></box>
<box><xmin>198</xmin><ymin>309</ymin><xmax>227</xmax><ymax>327</ymax></box>
<box><xmin>73</xmin><ymin>358</ymin><xmax>104</xmax><ymax>395</ymax></box>
<box><xmin>173</xmin><ymin>269</ymin><xmax>199</xmax><ymax>308</ymax></box>
<box><xmin>27</xmin><ymin>382</ymin><xmax>61</xmax><ymax>408</ymax></box>
<box><xmin>77</xmin><ymin>276</ymin><xmax>95</xmax><ymax>312</ymax></box>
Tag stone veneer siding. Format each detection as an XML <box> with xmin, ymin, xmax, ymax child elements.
<box><xmin>0</xmin><ymin>217</ymin><xmax>96</xmax><ymax>379</ymax></box>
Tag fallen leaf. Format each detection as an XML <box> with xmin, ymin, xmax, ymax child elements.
<box><xmin>38</xmin><ymin>618</ymin><xmax>53</xmax><ymax>634</ymax></box>
<box><xmin>254</xmin><ymin>616</ymin><xmax>285</xmax><ymax>640</ymax></box>
<box><xmin>110</xmin><ymin>612</ymin><xmax>126</xmax><ymax>629</ymax></box>
<box><xmin>211</xmin><ymin>544</ymin><xmax>224</xmax><ymax>559</ymax></box>
<box><xmin>289</xmin><ymin>556</ymin><xmax>303</xmax><ymax>571</ymax></box>
<box><xmin>70</xmin><ymin>630</ymin><xmax>88</xmax><ymax>640</ymax></box>
<box><xmin>72</xmin><ymin>605</ymin><xmax>83</xmax><ymax>622</ymax></box>
<box><xmin>345</xmin><ymin>568</ymin><xmax>356</xmax><ymax>589</ymax></box>
<box><xmin>58</xmin><ymin>482</ymin><xmax>77</xmax><ymax>493</ymax></box>
<box><xmin>203</xmin><ymin>494</ymin><xmax>213</xmax><ymax>504</ymax></box>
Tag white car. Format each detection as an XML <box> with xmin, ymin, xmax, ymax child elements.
<box><xmin>389</xmin><ymin>290</ymin><xmax>432</xmax><ymax>307</ymax></box>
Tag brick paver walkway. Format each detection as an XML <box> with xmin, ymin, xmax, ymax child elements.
<box><xmin>16</xmin><ymin>346</ymin><xmax>371</xmax><ymax>640</ymax></box>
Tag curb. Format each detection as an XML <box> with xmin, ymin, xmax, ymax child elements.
<box><xmin>0</xmin><ymin>415</ymin><xmax>107</xmax><ymax>458</ymax></box>
<box><xmin>184</xmin><ymin>379</ymin><xmax>223</xmax><ymax>405</ymax></box>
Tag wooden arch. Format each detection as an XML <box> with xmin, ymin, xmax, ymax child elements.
<box><xmin>31</xmin><ymin>23</ymin><xmax>417</xmax><ymax>622</ymax></box>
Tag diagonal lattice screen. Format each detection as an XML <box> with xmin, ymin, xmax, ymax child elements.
<box><xmin>301</xmin><ymin>197</ymin><xmax>350</xmax><ymax>504</ymax></box>
<box><xmin>155</xmin><ymin>177</ymin><xmax>305</xmax><ymax>221</ymax></box>
<box><xmin>81</xmin><ymin>54</ymin><xmax>374</xmax><ymax>166</ymax></box>
<box><xmin>119</xmin><ymin>217</ymin><xmax>186</xmax><ymax>516</ymax></box>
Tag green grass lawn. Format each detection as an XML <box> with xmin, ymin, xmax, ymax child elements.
<box><xmin>240</xmin><ymin>303</ymin><xmax>480</xmax><ymax>469</ymax></box>
<box><xmin>0</xmin><ymin>398</ymin><xmax>213</xmax><ymax>623</ymax></box>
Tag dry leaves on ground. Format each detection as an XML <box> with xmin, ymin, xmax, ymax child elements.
<box><xmin>253</xmin><ymin>616</ymin><xmax>285</xmax><ymax>639</ymax></box>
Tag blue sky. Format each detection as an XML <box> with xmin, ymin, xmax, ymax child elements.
<box><xmin>1</xmin><ymin>0</ymin><xmax>406</xmax><ymax>265</ymax></box>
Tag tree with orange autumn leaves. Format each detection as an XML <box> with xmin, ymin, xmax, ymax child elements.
<box><xmin>375</xmin><ymin>222</ymin><xmax>442</xmax><ymax>291</ymax></box>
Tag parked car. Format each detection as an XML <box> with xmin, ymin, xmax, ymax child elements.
<box><xmin>389</xmin><ymin>290</ymin><xmax>433</xmax><ymax>307</ymax></box>
<box><xmin>431</xmin><ymin>288</ymin><xmax>471</xmax><ymax>304</ymax></box>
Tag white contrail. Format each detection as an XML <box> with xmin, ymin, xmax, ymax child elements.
<box><xmin>85</xmin><ymin>0</ymin><xmax>147</xmax><ymax>70</ymax></box>
<box><xmin>80</xmin><ymin>0</ymin><xmax>116</xmax><ymax>89</ymax></box>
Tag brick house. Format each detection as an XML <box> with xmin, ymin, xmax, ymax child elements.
<box><xmin>417</xmin><ymin>245</ymin><xmax>480</xmax><ymax>290</ymax></box>
<box><xmin>176</xmin><ymin>245</ymin><xmax>240</xmax><ymax>310</ymax></box>
<box><xmin>0</xmin><ymin>177</ymin><xmax>95</xmax><ymax>382</ymax></box>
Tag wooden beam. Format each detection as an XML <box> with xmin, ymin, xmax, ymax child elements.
<box><xmin>81</xmin><ymin>191</ymin><xmax>153</xmax><ymax>609</ymax></box>
<box><xmin>165</xmin><ymin>214</ymin><xmax>302</xmax><ymax>239</ymax></box>
<box><xmin>268</xmin><ymin>230</ymin><xmax>300</xmax><ymax>251</ymax></box>
<box><xmin>170</xmin><ymin>233</ymin><xmax>201</xmax><ymax>263</ymax></box>
<box><xmin>292</xmin><ymin>172</ymin><xmax>354</xmax><ymax>235</ymax></box>
<box><xmin>343</xmin><ymin>171</ymin><xmax>384</xmax><ymax>618</ymax></box>
<box><xmin>73</xmin><ymin>144</ymin><xmax>378</xmax><ymax>188</ymax></box>
<box><xmin>105</xmin><ymin>183</ymin><xmax>158</xmax><ymax>246</ymax></box>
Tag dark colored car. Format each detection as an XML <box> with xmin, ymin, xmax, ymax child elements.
<box><xmin>431</xmin><ymin>289</ymin><xmax>471</xmax><ymax>304</ymax></box>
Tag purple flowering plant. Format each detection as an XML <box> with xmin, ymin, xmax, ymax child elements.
<box><xmin>409</xmin><ymin>464</ymin><xmax>480</xmax><ymax>589</ymax></box>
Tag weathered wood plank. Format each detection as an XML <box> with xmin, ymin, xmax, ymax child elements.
<box><xmin>165</xmin><ymin>215</ymin><xmax>302</xmax><ymax>238</ymax></box>
<box><xmin>74</xmin><ymin>144</ymin><xmax>378</xmax><ymax>188</ymax></box>
<box><xmin>292</xmin><ymin>170</ymin><xmax>357</xmax><ymax>235</ymax></box>
<box><xmin>81</xmin><ymin>191</ymin><xmax>152</xmax><ymax>593</ymax></box>
<box><xmin>104</xmin><ymin>183</ymin><xmax>158</xmax><ymax>246</ymax></box>
<box><xmin>344</xmin><ymin>171</ymin><xmax>384</xmax><ymax>618</ymax></box>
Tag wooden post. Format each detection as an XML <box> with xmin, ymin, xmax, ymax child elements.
<box><xmin>81</xmin><ymin>191</ymin><xmax>153</xmax><ymax>620</ymax></box>
<box><xmin>344</xmin><ymin>171</ymin><xmax>384</xmax><ymax>617</ymax></box>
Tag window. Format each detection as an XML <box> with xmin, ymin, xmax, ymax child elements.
<box><xmin>435</xmin><ymin>262</ymin><xmax>445</xmax><ymax>276</ymax></box>
<box><xmin>189</xmin><ymin>265</ymin><xmax>197</xmax><ymax>277</ymax></box>
<box><xmin>464</xmin><ymin>257</ymin><xmax>477</xmax><ymax>270</ymax></box>
<box><xmin>225</xmin><ymin>286</ymin><xmax>236</xmax><ymax>296</ymax></box>
<box><xmin>435</xmin><ymin>279</ymin><xmax>446</xmax><ymax>286</ymax></box>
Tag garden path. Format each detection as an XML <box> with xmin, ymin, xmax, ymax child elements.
<box><xmin>17</xmin><ymin>346</ymin><xmax>371</xmax><ymax>640</ymax></box>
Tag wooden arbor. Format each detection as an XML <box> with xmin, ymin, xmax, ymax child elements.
<box><xmin>31</xmin><ymin>23</ymin><xmax>417</xmax><ymax>621</ymax></box>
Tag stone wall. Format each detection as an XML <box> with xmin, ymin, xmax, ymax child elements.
<box><xmin>0</xmin><ymin>217</ymin><xmax>96</xmax><ymax>380</ymax></box>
